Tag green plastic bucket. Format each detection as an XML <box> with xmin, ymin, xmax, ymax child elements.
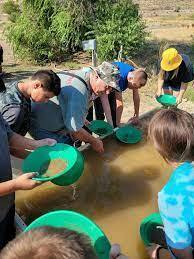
<box><xmin>115</xmin><ymin>125</ymin><xmax>142</xmax><ymax>144</ymax></box>
<box><xmin>87</xmin><ymin>120</ymin><xmax>113</xmax><ymax>136</ymax></box>
<box><xmin>140</xmin><ymin>213</ymin><xmax>164</xmax><ymax>246</ymax></box>
<box><xmin>22</xmin><ymin>143</ymin><xmax>84</xmax><ymax>186</ymax></box>
<box><xmin>156</xmin><ymin>94</ymin><xmax>176</xmax><ymax>106</ymax></box>
<box><xmin>25</xmin><ymin>210</ymin><xmax>111</xmax><ymax>259</ymax></box>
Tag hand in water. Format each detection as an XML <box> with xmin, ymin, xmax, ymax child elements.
<box><xmin>14</xmin><ymin>173</ymin><xmax>41</xmax><ymax>191</ymax></box>
<box><xmin>109</xmin><ymin>244</ymin><xmax>129</xmax><ymax>259</ymax></box>
<box><xmin>91</xmin><ymin>138</ymin><xmax>104</xmax><ymax>153</ymax></box>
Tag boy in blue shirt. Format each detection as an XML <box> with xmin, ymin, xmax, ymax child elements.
<box><xmin>101</xmin><ymin>62</ymin><xmax>148</xmax><ymax>127</ymax></box>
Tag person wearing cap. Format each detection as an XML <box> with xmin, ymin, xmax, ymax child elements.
<box><xmin>97</xmin><ymin>62</ymin><xmax>148</xmax><ymax>127</ymax></box>
<box><xmin>156</xmin><ymin>48</ymin><xmax>194</xmax><ymax>104</ymax></box>
<box><xmin>29</xmin><ymin>62</ymin><xmax>120</xmax><ymax>153</ymax></box>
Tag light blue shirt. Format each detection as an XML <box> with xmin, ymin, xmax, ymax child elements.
<box><xmin>158</xmin><ymin>162</ymin><xmax>194</xmax><ymax>250</ymax></box>
<box><xmin>30</xmin><ymin>68</ymin><xmax>91</xmax><ymax>133</ymax></box>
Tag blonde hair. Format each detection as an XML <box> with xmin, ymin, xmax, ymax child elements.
<box><xmin>159</xmin><ymin>67</ymin><xmax>179</xmax><ymax>80</ymax></box>
<box><xmin>0</xmin><ymin>226</ymin><xmax>97</xmax><ymax>259</ymax></box>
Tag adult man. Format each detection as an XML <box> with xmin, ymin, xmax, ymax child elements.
<box><xmin>0</xmin><ymin>113</ymin><xmax>56</xmax><ymax>250</ymax></box>
<box><xmin>0</xmin><ymin>70</ymin><xmax>61</xmax><ymax>136</ymax></box>
<box><xmin>29</xmin><ymin>62</ymin><xmax>120</xmax><ymax>153</ymax></box>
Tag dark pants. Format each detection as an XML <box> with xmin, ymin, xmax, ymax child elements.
<box><xmin>0</xmin><ymin>205</ymin><xmax>16</xmax><ymax>250</ymax></box>
<box><xmin>92</xmin><ymin>93</ymin><xmax>117</xmax><ymax>128</ymax></box>
<box><xmin>93</xmin><ymin>97</ymin><xmax>105</xmax><ymax>120</ymax></box>
<box><xmin>108</xmin><ymin>91</ymin><xmax>117</xmax><ymax>128</ymax></box>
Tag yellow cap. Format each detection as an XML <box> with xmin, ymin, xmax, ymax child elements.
<box><xmin>161</xmin><ymin>48</ymin><xmax>182</xmax><ymax>71</ymax></box>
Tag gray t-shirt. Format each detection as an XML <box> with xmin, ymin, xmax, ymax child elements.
<box><xmin>0</xmin><ymin>114</ymin><xmax>14</xmax><ymax>222</ymax></box>
<box><xmin>0</xmin><ymin>81</ymin><xmax>31</xmax><ymax>136</ymax></box>
<box><xmin>30</xmin><ymin>68</ymin><xmax>91</xmax><ymax>134</ymax></box>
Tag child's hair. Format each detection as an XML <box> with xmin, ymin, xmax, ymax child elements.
<box><xmin>31</xmin><ymin>70</ymin><xmax>61</xmax><ymax>96</ymax></box>
<box><xmin>148</xmin><ymin>108</ymin><xmax>194</xmax><ymax>163</ymax></box>
<box><xmin>0</xmin><ymin>77</ymin><xmax>6</xmax><ymax>92</ymax></box>
<box><xmin>0</xmin><ymin>226</ymin><xmax>97</xmax><ymax>259</ymax></box>
<box><xmin>135</xmin><ymin>68</ymin><xmax>148</xmax><ymax>82</ymax></box>
<box><xmin>159</xmin><ymin>67</ymin><xmax>179</xmax><ymax>80</ymax></box>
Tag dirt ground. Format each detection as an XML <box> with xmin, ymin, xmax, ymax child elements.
<box><xmin>1</xmin><ymin>1</ymin><xmax>194</xmax><ymax>123</ymax></box>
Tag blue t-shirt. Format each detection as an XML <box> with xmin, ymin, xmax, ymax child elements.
<box><xmin>113</xmin><ymin>62</ymin><xmax>135</xmax><ymax>92</ymax></box>
<box><xmin>158</xmin><ymin>162</ymin><xmax>194</xmax><ymax>250</ymax></box>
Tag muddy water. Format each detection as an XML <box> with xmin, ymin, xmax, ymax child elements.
<box><xmin>15</xmin><ymin>136</ymin><xmax>172</xmax><ymax>259</ymax></box>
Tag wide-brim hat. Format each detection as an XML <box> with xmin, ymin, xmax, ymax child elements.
<box><xmin>161</xmin><ymin>48</ymin><xmax>182</xmax><ymax>72</ymax></box>
<box><xmin>96</xmin><ymin>62</ymin><xmax>121</xmax><ymax>92</ymax></box>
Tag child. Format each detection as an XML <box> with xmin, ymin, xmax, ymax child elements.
<box><xmin>0</xmin><ymin>70</ymin><xmax>61</xmax><ymax>136</ymax></box>
<box><xmin>99</xmin><ymin>62</ymin><xmax>148</xmax><ymax>127</ymax></box>
<box><xmin>148</xmin><ymin>108</ymin><xmax>194</xmax><ymax>258</ymax></box>
<box><xmin>156</xmin><ymin>48</ymin><xmax>194</xmax><ymax>105</ymax></box>
<box><xmin>0</xmin><ymin>226</ymin><xmax>128</xmax><ymax>259</ymax></box>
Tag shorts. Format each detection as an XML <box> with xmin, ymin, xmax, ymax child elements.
<box><xmin>0</xmin><ymin>205</ymin><xmax>16</xmax><ymax>250</ymax></box>
<box><xmin>163</xmin><ymin>85</ymin><xmax>180</xmax><ymax>91</ymax></box>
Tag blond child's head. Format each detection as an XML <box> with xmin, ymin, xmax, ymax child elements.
<box><xmin>0</xmin><ymin>226</ymin><xmax>97</xmax><ymax>259</ymax></box>
<box><xmin>148</xmin><ymin>108</ymin><xmax>194</xmax><ymax>163</ymax></box>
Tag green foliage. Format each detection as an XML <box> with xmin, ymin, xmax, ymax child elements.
<box><xmin>95</xmin><ymin>0</ymin><xmax>147</xmax><ymax>60</ymax></box>
<box><xmin>2</xmin><ymin>0</ymin><xmax>20</xmax><ymax>22</ymax></box>
<box><xmin>4</xmin><ymin>0</ymin><xmax>147</xmax><ymax>63</ymax></box>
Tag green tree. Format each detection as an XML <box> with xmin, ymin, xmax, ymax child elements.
<box><xmin>95</xmin><ymin>0</ymin><xmax>146</xmax><ymax>60</ymax></box>
<box><xmin>3</xmin><ymin>0</ymin><xmax>147</xmax><ymax>63</ymax></box>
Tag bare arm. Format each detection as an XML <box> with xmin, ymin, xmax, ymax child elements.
<box><xmin>156</xmin><ymin>78</ymin><xmax>164</xmax><ymax>97</ymax></box>
<box><xmin>172</xmin><ymin>247</ymin><xmax>193</xmax><ymax>259</ymax></box>
<box><xmin>132</xmin><ymin>89</ymin><xmax>140</xmax><ymax>118</ymax></box>
<box><xmin>0</xmin><ymin>173</ymin><xmax>41</xmax><ymax>197</ymax></box>
<box><xmin>9</xmin><ymin>133</ymin><xmax>56</xmax><ymax>159</ymax></box>
<box><xmin>177</xmin><ymin>82</ymin><xmax>188</xmax><ymax>104</ymax></box>
<box><xmin>100</xmin><ymin>94</ymin><xmax>113</xmax><ymax>126</ymax></box>
<box><xmin>72</xmin><ymin>128</ymin><xmax>104</xmax><ymax>153</ymax></box>
<box><xmin>115</xmin><ymin>91</ymin><xmax>123</xmax><ymax>126</ymax></box>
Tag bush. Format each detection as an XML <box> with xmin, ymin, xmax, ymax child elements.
<box><xmin>3</xmin><ymin>0</ymin><xmax>147</xmax><ymax>63</ymax></box>
<box><xmin>2</xmin><ymin>0</ymin><xmax>20</xmax><ymax>22</ymax></box>
<box><xmin>95</xmin><ymin>0</ymin><xmax>147</xmax><ymax>61</ymax></box>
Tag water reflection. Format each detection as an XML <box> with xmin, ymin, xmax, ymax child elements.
<box><xmin>15</xmin><ymin>136</ymin><xmax>171</xmax><ymax>259</ymax></box>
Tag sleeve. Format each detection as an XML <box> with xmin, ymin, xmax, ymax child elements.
<box><xmin>1</xmin><ymin>104</ymin><xmax>21</xmax><ymax>127</ymax></box>
<box><xmin>0</xmin><ymin>114</ymin><xmax>13</xmax><ymax>139</ymax></box>
<box><xmin>182</xmin><ymin>57</ymin><xmax>193</xmax><ymax>83</ymax></box>
<box><xmin>58</xmin><ymin>86</ymin><xmax>88</xmax><ymax>132</ymax></box>
<box><xmin>158</xmin><ymin>192</ymin><xmax>192</xmax><ymax>250</ymax></box>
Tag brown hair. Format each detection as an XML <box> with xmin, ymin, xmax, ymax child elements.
<box><xmin>31</xmin><ymin>70</ymin><xmax>61</xmax><ymax>96</ymax></box>
<box><xmin>135</xmin><ymin>68</ymin><xmax>148</xmax><ymax>82</ymax></box>
<box><xmin>148</xmin><ymin>108</ymin><xmax>194</xmax><ymax>163</ymax></box>
<box><xmin>0</xmin><ymin>226</ymin><xmax>97</xmax><ymax>259</ymax></box>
